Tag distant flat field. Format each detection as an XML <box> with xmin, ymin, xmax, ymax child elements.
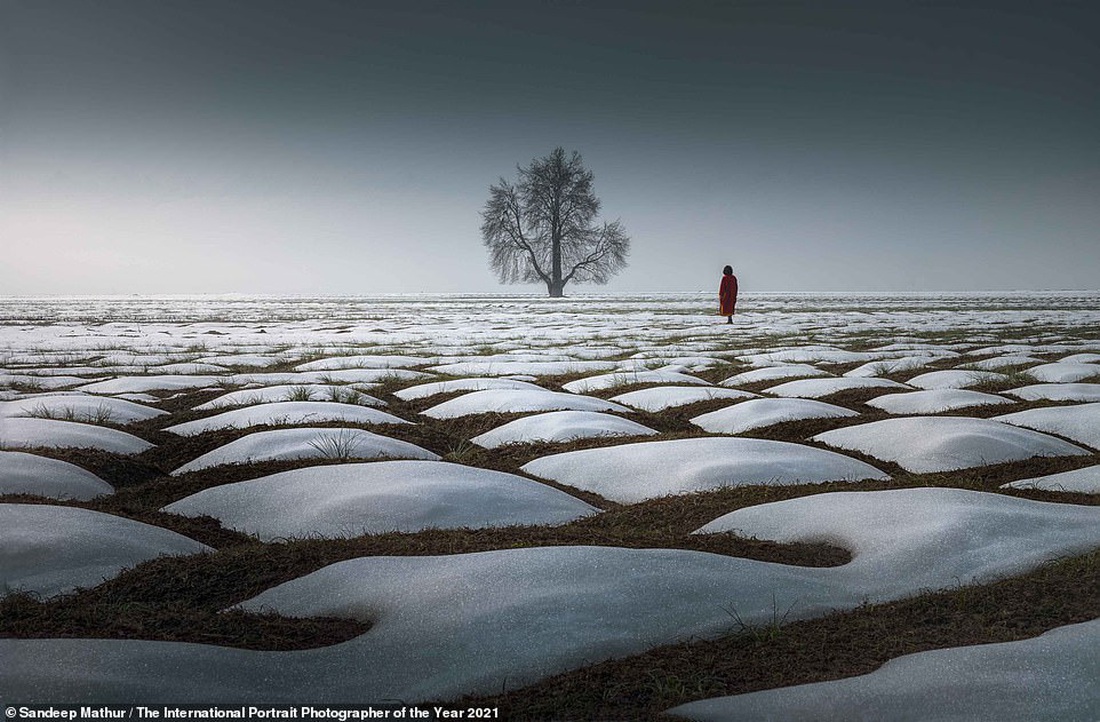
<box><xmin>3</xmin><ymin>291</ymin><xmax>1099</xmax><ymax>349</ymax></box>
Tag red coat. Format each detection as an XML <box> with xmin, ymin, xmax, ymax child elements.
<box><xmin>719</xmin><ymin>273</ymin><xmax>738</xmax><ymax>316</ymax></box>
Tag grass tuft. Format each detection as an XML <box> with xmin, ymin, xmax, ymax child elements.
<box><xmin>286</xmin><ymin>386</ymin><xmax>316</xmax><ymax>401</ymax></box>
<box><xmin>307</xmin><ymin>429</ymin><xmax>364</xmax><ymax>460</ymax></box>
<box><xmin>24</xmin><ymin>403</ymin><xmax>117</xmax><ymax>424</ymax></box>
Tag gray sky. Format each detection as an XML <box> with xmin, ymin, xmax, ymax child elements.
<box><xmin>2</xmin><ymin>1</ymin><xmax>1098</xmax><ymax>295</ymax></box>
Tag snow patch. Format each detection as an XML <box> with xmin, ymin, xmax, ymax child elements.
<box><xmin>813</xmin><ymin>417</ymin><xmax>1087</xmax><ymax>473</ymax></box>
<box><xmin>421</xmin><ymin>389</ymin><xmax>631</xmax><ymax>419</ymax></box>
<box><xmin>171</xmin><ymin>428</ymin><xmax>439</xmax><ymax>474</ymax></box>
<box><xmin>0</xmin><ymin>418</ymin><xmax>154</xmax><ymax>454</ymax></box>
<box><xmin>866</xmin><ymin>389</ymin><xmax>1013</xmax><ymax>415</ymax></box>
<box><xmin>1</xmin><ymin>504</ymin><xmax>210</xmax><ymax>598</ymax></box>
<box><xmin>0</xmin><ymin>451</ymin><xmax>114</xmax><ymax>500</ymax></box>
<box><xmin>522</xmin><ymin>438</ymin><xmax>888</xmax><ymax>503</ymax></box>
<box><xmin>163</xmin><ymin>461</ymin><xmax>598</xmax><ymax>539</ymax></box>
<box><xmin>164</xmin><ymin>402</ymin><xmax>409</xmax><ymax>436</ymax></box>
<box><xmin>471</xmin><ymin>411</ymin><xmax>658</xmax><ymax>448</ymax></box>
<box><xmin>691</xmin><ymin>398</ymin><xmax>857</xmax><ymax>434</ymax></box>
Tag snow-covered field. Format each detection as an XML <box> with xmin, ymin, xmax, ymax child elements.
<box><xmin>1</xmin><ymin>292</ymin><xmax>1098</xmax><ymax>718</ymax></box>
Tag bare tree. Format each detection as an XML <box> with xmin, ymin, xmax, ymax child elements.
<box><xmin>480</xmin><ymin>147</ymin><xmax>630</xmax><ymax>297</ymax></box>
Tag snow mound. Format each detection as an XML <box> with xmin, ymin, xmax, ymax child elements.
<box><xmin>0</xmin><ymin>546</ymin><xmax>831</xmax><ymax>703</ymax></box>
<box><xmin>966</xmin><ymin>354</ymin><xmax>1044</xmax><ymax>370</ymax></box>
<box><xmin>3</xmin><ymin>489</ymin><xmax>1099</xmax><ymax>703</ymax></box>
<box><xmin>0</xmin><ymin>451</ymin><xmax>114</xmax><ymax>500</ymax></box>
<box><xmin>471</xmin><ymin>411</ymin><xmax>658</xmax><ymax>448</ymax></box>
<box><xmin>112</xmin><ymin>393</ymin><xmax>161</xmax><ymax>404</ymax></box>
<box><xmin>227</xmin><ymin>546</ymin><xmax>836</xmax><ymax>703</ymax></box>
<box><xmin>522</xmin><ymin>437</ymin><xmax>888</xmax><ymax>503</ymax></box>
<box><xmin>1</xmin><ymin>504</ymin><xmax>211</xmax><ymax>598</ymax></box>
<box><xmin>2</xmin><ymin>394</ymin><xmax>166</xmax><ymax>424</ymax></box>
<box><xmin>193</xmin><ymin>385</ymin><xmax>385</xmax><ymax>411</ymax></box>
<box><xmin>966</xmin><ymin>344</ymin><xmax>1042</xmax><ymax>357</ymax></box>
<box><xmin>195</xmin><ymin>354</ymin><xmax>284</xmax><ymax>368</ymax></box>
<box><xmin>737</xmin><ymin>347</ymin><xmax>874</xmax><ymax>365</ymax></box>
<box><xmin>866</xmin><ymin>389</ymin><xmax>1013</xmax><ymax>415</ymax></box>
<box><xmin>392</xmin><ymin>378</ymin><xmax>544</xmax><ymax>401</ymax></box>
<box><xmin>294</xmin><ymin>355</ymin><xmax>433</xmax><ymax>371</ymax></box>
<box><xmin>763</xmin><ymin>377</ymin><xmax>910</xmax><ymax>399</ymax></box>
<box><xmin>690</xmin><ymin>398</ymin><xmax>858</xmax><ymax>434</ymax></box>
<box><xmin>421</xmin><ymin>389</ymin><xmax>631</xmax><ymax>419</ymax></box>
<box><xmin>171</xmin><ymin>428</ymin><xmax>439</xmax><ymax>474</ymax></box>
<box><xmin>610</xmin><ymin>386</ymin><xmax>758</xmax><ymax>412</ymax></box>
<box><xmin>164</xmin><ymin>401</ymin><xmax>409</xmax><ymax>436</ymax></box>
<box><xmin>77</xmin><ymin>375</ymin><xmax>224</xmax><ymax>394</ymax></box>
<box><xmin>427</xmin><ymin>360</ymin><xmax>619</xmax><ymax>377</ymax></box>
<box><xmin>720</xmin><ymin>364</ymin><xmax>832</xmax><ymax>387</ymax></box>
<box><xmin>1005</xmin><ymin>383</ymin><xmax>1100</xmax><ymax>402</ymax></box>
<box><xmin>694</xmin><ymin>487</ymin><xmax>1100</xmax><ymax>591</ymax></box>
<box><xmin>650</xmin><ymin>355</ymin><xmax>723</xmax><ymax>370</ymax></box>
<box><xmin>93</xmin><ymin>353</ymin><xmax>178</xmax><ymax>366</ymax></box>
<box><xmin>1026</xmin><ymin>362</ymin><xmax>1100</xmax><ymax>383</ymax></box>
<box><xmin>145</xmin><ymin>363</ymin><xmax>231</xmax><ymax>374</ymax></box>
<box><xmin>813</xmin><ymin>417</ymin><xmax>1088</xmax><ymax>473</ymax></box>
<box><xmin>162</xmin><ymin>461</ymin><xmax>597</xmax><ymax>539</ymax></box>
<box><xmin>1002</xmin><ymin>465</ymin><xmax>1100</xmax><ymax>494</ymax></box>
<box><xmin>843</xmin><ymin>356</ymin><xmax>933</xmax><ymax>377</ymax></box>
<box><xmin>870</xmin><ymin>343</ymin><xmax>961</xmax><ymax>359</ymax></box>
<box><xmin>222</xmin><ymin>372</ymin><xmax>365</xmax><ymax>388</ymax></box>
<box><xmin>668</xmin><ymin>618</ymin><xmax>1100</xmax><ymax>722</ymax></box>
<box><xmin>993</xmin><ymin>402</ymin><xmax>1100</xmax><ymax>450</ymax></box>
<box><xmin>906</xmin><ymin>370</ymin><xmax>1009</xmax><ymax>390</ymax></box>
<box><xmin>228</xmin><ymin>370</ymin><xmax>428</xmax><ymax>386</ymax></box>
<box><xmin>0</xmin><ymin>418</ymin><xmax>154</xmax><ymax>454</ymax></box>
<box><xmin>1058</xmin><ymin>352</ymin><xmax>1100</xmax><ymax>364</ymax></box>
<box><xmin>561</xmin><ymin>370</ymin><xmax>710</xmax><ymax>394</ymax></box>
<box><xmin>287</xmin><ymin>368</ymin><xmax>431</xmax><ymax>384</ymax></box>
<box><xmin>0</xmin><ymin>374</ymin><xmax>88</xmax><ymax>391</ymax></box>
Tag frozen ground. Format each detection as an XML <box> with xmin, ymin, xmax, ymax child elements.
<box><xmin>1</xmin><ymin>291</ymin><xmax>1098</xmax><ymax>716</ymax></box>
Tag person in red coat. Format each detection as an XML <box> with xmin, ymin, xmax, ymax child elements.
<box><xmin>719</xmin><ymin>265</ymin><xmax>738</xmax><ymax>324</ymax></box>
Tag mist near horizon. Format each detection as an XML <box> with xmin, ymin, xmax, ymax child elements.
<box><xmin>2</xmin><ymin>1</ymin><xmax>1098</xmax><ymax>295</ymax></box>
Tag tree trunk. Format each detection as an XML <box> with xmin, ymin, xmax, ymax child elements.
<box><xmin>550</xmin><ymin>231</ymin><xmax>563</xmax><ymax>297</ymax></box>
<box><xmin>547</xmin><ymin>279</ymin><xmax>565</xmax><ymax>297</ymax></box>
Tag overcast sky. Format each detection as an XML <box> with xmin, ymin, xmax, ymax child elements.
<box><xmin>2</xmin><ymin>1</ymin><xmax>1097</xmax><ymax>295</ymax></box>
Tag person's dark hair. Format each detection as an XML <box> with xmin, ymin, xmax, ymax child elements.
<box><xmin>723</xmin><ymin>265</ymin><xmax>733</xmax><ymax>275</ymax></box>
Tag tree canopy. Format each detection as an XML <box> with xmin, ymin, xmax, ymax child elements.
<box><xmin>480</xmin><ymin>147</ymin><xmax>630</xmax><ymax>297</ymax></box>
